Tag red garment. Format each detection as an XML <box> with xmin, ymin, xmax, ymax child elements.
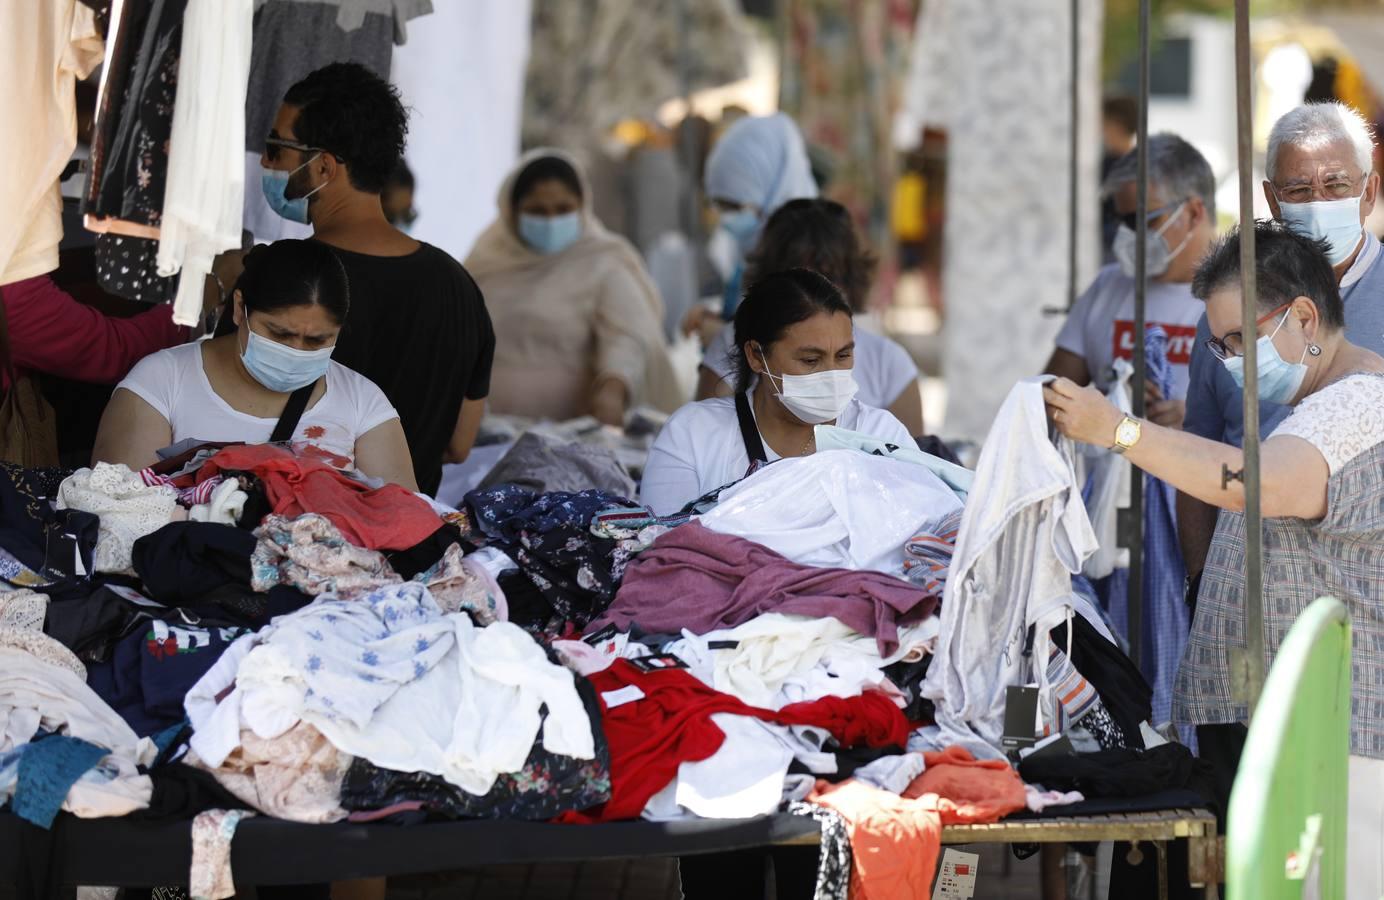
<box><xmin>809</xmin><ymin>747</ymin><xmax>1026</xmax><ymax>899</ymax></box>
<box><xmin>199</xmin><ymin>444</ymin><xmax>442</xmax><ymax>550</ymax></box>
<box><xmin>556</xmin><ymin>660</ymin><xmax>911</xmax><ymax>824</ymax></box>
<box><xmin>0</xmin><ymin>274</ymin><xmax>186</xmax><ymax>389</ymax></box>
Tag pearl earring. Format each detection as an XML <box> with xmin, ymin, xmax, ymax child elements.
<box><xmin>1308</xmin><ymin>343</ymin><xmax>1322</xmax><ymax>356</ymax></box>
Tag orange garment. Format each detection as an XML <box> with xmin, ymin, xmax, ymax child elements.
<box><xmin>808</xmin><ymin>747</ymin><xmax>1026</xmax><ymax>899</ymax></box>
<box><xmin>906</xmin><ymin>745</ymin><xmax>1027</xmax><ymax>821</ymax></box>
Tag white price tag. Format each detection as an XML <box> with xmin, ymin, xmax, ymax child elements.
<box><xmin>932</xmin><ymin>849</ymin><xmax>979</xmax><ymax>900</ymax></box>
<box><xmin>601</xmin><ymin>685</ymin><xmax>646</xmax><ymax>709</ymax></box>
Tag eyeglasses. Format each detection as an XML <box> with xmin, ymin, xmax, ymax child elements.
<box><xmin>1116</xmin><ymin>202</ymin><xmax>1182</xmax><ymax>232</ymax></box>
<box><xmin>1270</xmin><ymin>171</ymin><xmax>1366</xmax><ymax>205</ymax></box>
<box><xmin>1204</xmin><ymin>303</ymin><xmax>1291</xmax><ymax>360</ymax></box>
<box><xmin>264</xmin><ymin>136</ymin><xmax>342</xmax><ymax>164</ymax></box>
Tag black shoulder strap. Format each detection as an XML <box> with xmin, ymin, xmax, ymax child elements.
<box><xmin>735</xmin><ymin>392</ymin><xmax>768</xmax><ymax>463</ymax></box>
<box><xmin>269</xmin><ymin>383</ymin><xmax>316</xmax><ymax>444</ymax></box>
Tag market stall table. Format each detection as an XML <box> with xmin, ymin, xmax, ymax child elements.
<box><xmin>1</xmin><ymin>806</ymin><xmax>1219</xmax><ymax>898</ymax></box>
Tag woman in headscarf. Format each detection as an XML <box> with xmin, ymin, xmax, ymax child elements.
<box><xmin>705</xmin><ymin>113</ymin><xmax>821</xmax><ymax>263</ymax></box>
<box><xmin>465</xmin><ymin>149</ymin><xmax>683</xmax><ymax>426</ymax></box>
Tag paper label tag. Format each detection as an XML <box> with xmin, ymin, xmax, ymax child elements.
<box><xmin>628</xmin><ymin>653</ymin><xmax>689</xmax><ymax>672</ymax></box>
<box><xmin>105</xmin><ymin>585</ymin><xmax>164</xmax><ymax>608</ymax></box>
<box><xmin>932</xmin><ymin>849</ymin><xmax>979</xmax><ymax>899</ymax></box>
<box><xmin>601</xmin><ymin>685</ymin><xmax>646</xmax><ymax>709</ymax></box>
<box><xmin>584</xmin><ymin>623</ymin><xmax>619</xmax><ymax>646</ymax></box>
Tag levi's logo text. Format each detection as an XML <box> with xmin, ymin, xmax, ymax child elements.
<box><xmin>1112</xmin><ymin>321</ymin><xmax>1196</xmax><ymax>365</ymax></box>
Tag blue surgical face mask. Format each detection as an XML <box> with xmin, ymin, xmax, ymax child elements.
<box><xmin>1277</xmin><ymin>195</ymin><xmax>1364</xmax><ymax>266</ymax></box>
<box><xmin>518</xmin><ymin>212</ymin><xmax>581</xmax><ymax>255</ymax></box>
<box><xmin>240</xmin><ymin>323</ymin><xmax>335</xmax><ymax>393</ymax></box>
<box><xmin>719</xmin><ymin>208</ymin><xmax>761</xmax><ymax>252</ymax></box>
<box><xmin>1221</xmin><ymin>310</ymin><xmax>1310</xmax><ymax>404</ymax></box>
<box><xmin>261</xmin><ymin>154</ymin><xmax>324</xmax><ymax>224</ymax></box>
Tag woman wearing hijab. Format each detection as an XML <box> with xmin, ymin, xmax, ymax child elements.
<box><xmin>465</xmin><ymin>150</ymin><xmax>683</xmax><ymax>426</ymax></box>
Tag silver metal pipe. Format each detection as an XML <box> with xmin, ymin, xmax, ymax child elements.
<box><xmin>1128</xmin><ymin>0</ymin><xmax>1151</xmax><ymax>669</ymax></box>
<box><xmin>1068</xmin><ymin>0</ymin><xmax>1080</xmax><ymax>310</ymax></box>
<box><xmin>1234</xmin><ymin>0</ymin><xmax>1265</xmax><ymax>712</ymax></box>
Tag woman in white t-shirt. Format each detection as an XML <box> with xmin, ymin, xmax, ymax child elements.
<box><xmin>93</xmin><ymin>240</ymin><xmax>418</xmax><ymax>490</ymax></box>
<box><xmin>694</xmin><ymin>198</ymin><xmax>924</xmax><ymax>435</ymax></box>
<box><xmin>643</xmin><ymin>268</ymin><xmax>912</xmax><ymax>515</ymax></box>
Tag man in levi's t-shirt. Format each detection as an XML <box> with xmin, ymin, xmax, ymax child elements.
<box><xmin>1045</xmin><ymin>133</ymin><xmax>1219</xmax><ymax>429</ymax></box>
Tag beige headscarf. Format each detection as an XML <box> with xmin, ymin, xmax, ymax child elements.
<box><xmin>466</xmin><ymin>148</ymin><xmax>683</xmax><ymax>414</ymax></box>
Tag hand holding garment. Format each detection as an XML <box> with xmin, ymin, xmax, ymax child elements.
<box><xmin>57</xmin><ymin>463</ymin><xmax>179</xmax><ymax>573</ymax></box>
<box><xmin>198</xmin><ymin>444</ymin><xmax>443</xmax><ymax>550</ymax></box>
<box><xmin>699</xmin><ymin>450</ymin><xmax>963</xmax><ymax>575</ymax></box>
<box><xmin>591</xmin><ymin>521</ymin><xmax>935</xmax><ymax>657</ymax></box>
<box><xmin>923</xmin><ymin>378</ymin><xmax>1099</xmax><ymax>759</ymax></box>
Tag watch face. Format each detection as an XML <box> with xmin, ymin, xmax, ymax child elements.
<box><xmin>1117</xmin><ymin>420</ymin><xmax>1140</xmax><ymax>445</ymax></box>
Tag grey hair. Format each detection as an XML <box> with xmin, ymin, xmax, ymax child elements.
<box><xmin>1266</xmin><ymin>102</ymin><xmax>1375</xmax><ymax>181</ymax></box>
<box><xmin>1103</xmin><ymin>132</ymin><xmax>1217</xmax><ymax>219</ymax></box>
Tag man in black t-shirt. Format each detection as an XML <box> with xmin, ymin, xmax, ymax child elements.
<box><xmin>256</xmin><ymin>62</ymin><xmax>495</xmax><ymax>495</ymax></box>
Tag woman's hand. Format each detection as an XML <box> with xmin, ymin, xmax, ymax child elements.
<box><xmin>591</xmin><ymin>378</ymin><xmax>629</xmax><ymax>429</ymax></box>
<box><xmin>1043</xmin><ymin>377</ymin><xmax>1124</xmax><ymax>448</ymax></box>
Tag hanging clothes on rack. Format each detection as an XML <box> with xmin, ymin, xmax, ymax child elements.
<box><xmin>155</xmin><ymin>0</ymin><xmax>254</xmax><ymax>326</ymax></box>
<box><xmin>0</xmin><ymin>0</ymin><xmax>105</xmax><ymax>286</ymax></box>
<box><xmin>83</xmin><ymin>0</ymin><xmax>187</xmax><ymax>303</ymax></box>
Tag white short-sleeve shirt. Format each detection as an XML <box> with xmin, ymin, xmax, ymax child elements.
<box><xmin>1271</xmin><ymin>373</ymin><xmax>1384</xmax><ymax>476</ymax></box>
<box><xmin>703</xmin><ymin>324</ymin><xmax>919</xmax><ymax>410</ymax></box>
<box><xmin>1055</xmin><ymin>263</ymin><xmax>1203</xmax><ymax>398</ymax></box>
<box><xmin>117</xmin><ymin>342</ymin><xmax>399</xmax><ymax>470</ymax></box>
<box><xmin>640</xmin><ymin>395</ymin><xmax>914</xmax><ymax>516</ymax></box>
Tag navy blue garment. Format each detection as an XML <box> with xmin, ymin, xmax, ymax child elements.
<box><xmin>86</xmin><ymin>620</ymin><xmax>249</xmax><ymax>737</ymax></box>
<box><xmin>0</xmin><ymin>463</ymin><xmax>97</xmax><ymax>597</ymax></box>
<box><xmin>131</xmin><ymin>522</ymin><xmax>256</xmax><ymax>606</ymax></box>
<box><xmin>462</xmin><ymin>486</ymin><xmax>633</xmax><ymax>636</ymax></box>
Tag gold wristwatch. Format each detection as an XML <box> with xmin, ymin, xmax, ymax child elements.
<box><xmin>1111</xmin><ymin>416</ymin><xmax>1142</xmax><ymax>455</ymax></box>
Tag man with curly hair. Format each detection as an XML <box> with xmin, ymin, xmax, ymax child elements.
<box><xmin>260</xmin><ymin>63</ymin><xmax>495</xmax><ymax>496</ymax></box>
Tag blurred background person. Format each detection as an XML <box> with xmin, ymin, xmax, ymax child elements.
<box><xmin>466</xmin><ymin>150</ymin><xmax>683</xmax><ymax>427</ymax></box>
<box><xmin>695</xmin><ymin>198</ymin><xmax>924</xmax><ymax>435</ymax></box>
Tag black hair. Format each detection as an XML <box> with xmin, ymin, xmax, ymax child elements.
<box><xmin>1192</xmin><ymin>219</ymin><xmax>1345</xmax><ymax>329</ymax></box>
<box><xmin>218</xmin><ymin>240</ymin><xmax>350</xmax><ymax>336</ymax></box>
<box><xmin>1102</xmin><ymin>96</ymin><xmax>1139</xmax><ymax>136</ymax></box>
<box><xmin>732</xmin><ymin>268</ymin><xmax>853</xmax><ymax>393</ymax></box>
<box><xmin>283</xmin><ymin>63</ymin><xmax>408</xmax><ymax>194</ymax></box>
<box><xmin>745</xmin><ymin>198</ymin><xmax>877</xmax><ymax>312</ymax></box>
<box><xmin>511</xmin><ymin>156</ymin><xmax>583</xmax><ymax>210</ymax></box>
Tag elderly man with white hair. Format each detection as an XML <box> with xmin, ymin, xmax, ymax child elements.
<box><xmin>1177</xmin><ymin>100</ymin><xmax>1384</xmax><ymax>899</ymax></box>
<box><xmin>1181</xmin><ymin>102</ymin><xmax>1383</xmax><ymax>586</ymax></box>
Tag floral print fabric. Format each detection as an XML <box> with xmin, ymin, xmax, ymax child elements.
<box><xmin>461</xmin><ymin>486</ymin><xmax>631</xmax><ymax>638</ymax></box>
<box><xmin>250</xmin><ymin>513</ymin><xmax>399</xmax><ymax>597</ymax></box>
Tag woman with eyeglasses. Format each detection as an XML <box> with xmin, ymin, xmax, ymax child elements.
<box><xmin>696</xmin><ymin>198</ymin><xmax>926</xmax><ymax>436</ymax></box>
<box><xmin>1045</xmin><ymin>220</ymin><xmax>1384</xmax><ymax>900</ymax></box>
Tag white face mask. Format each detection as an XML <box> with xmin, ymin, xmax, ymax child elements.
<box><xmin>1112</xmin><ymin>201</ymin><xmax>1191</xmax><ymax>279</ymax></box>
<box><xmin>759</xmin><ymin>348</ymin><xmax>858</xmax><ymax>424</ymax></box>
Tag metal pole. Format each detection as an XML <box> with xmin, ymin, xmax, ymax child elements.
<box><xmin>1128</xmin><ymin>0</ymin><xmax>1150</xmax><ymax>670</ymax></box>
<box><xmin>1068</xmin><ymin>0</ymin><xmax>1080</xmax><ymax>310</ymax></box>
<box><xmin>676</xmin><ymin>0</ymin><xmax>701</xmax><ymax>246</ymax></box>
<box><xmin>1234</xmin><ymin>0</ymin><xmax>1265</xmax><ymax>712</ymax></box>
